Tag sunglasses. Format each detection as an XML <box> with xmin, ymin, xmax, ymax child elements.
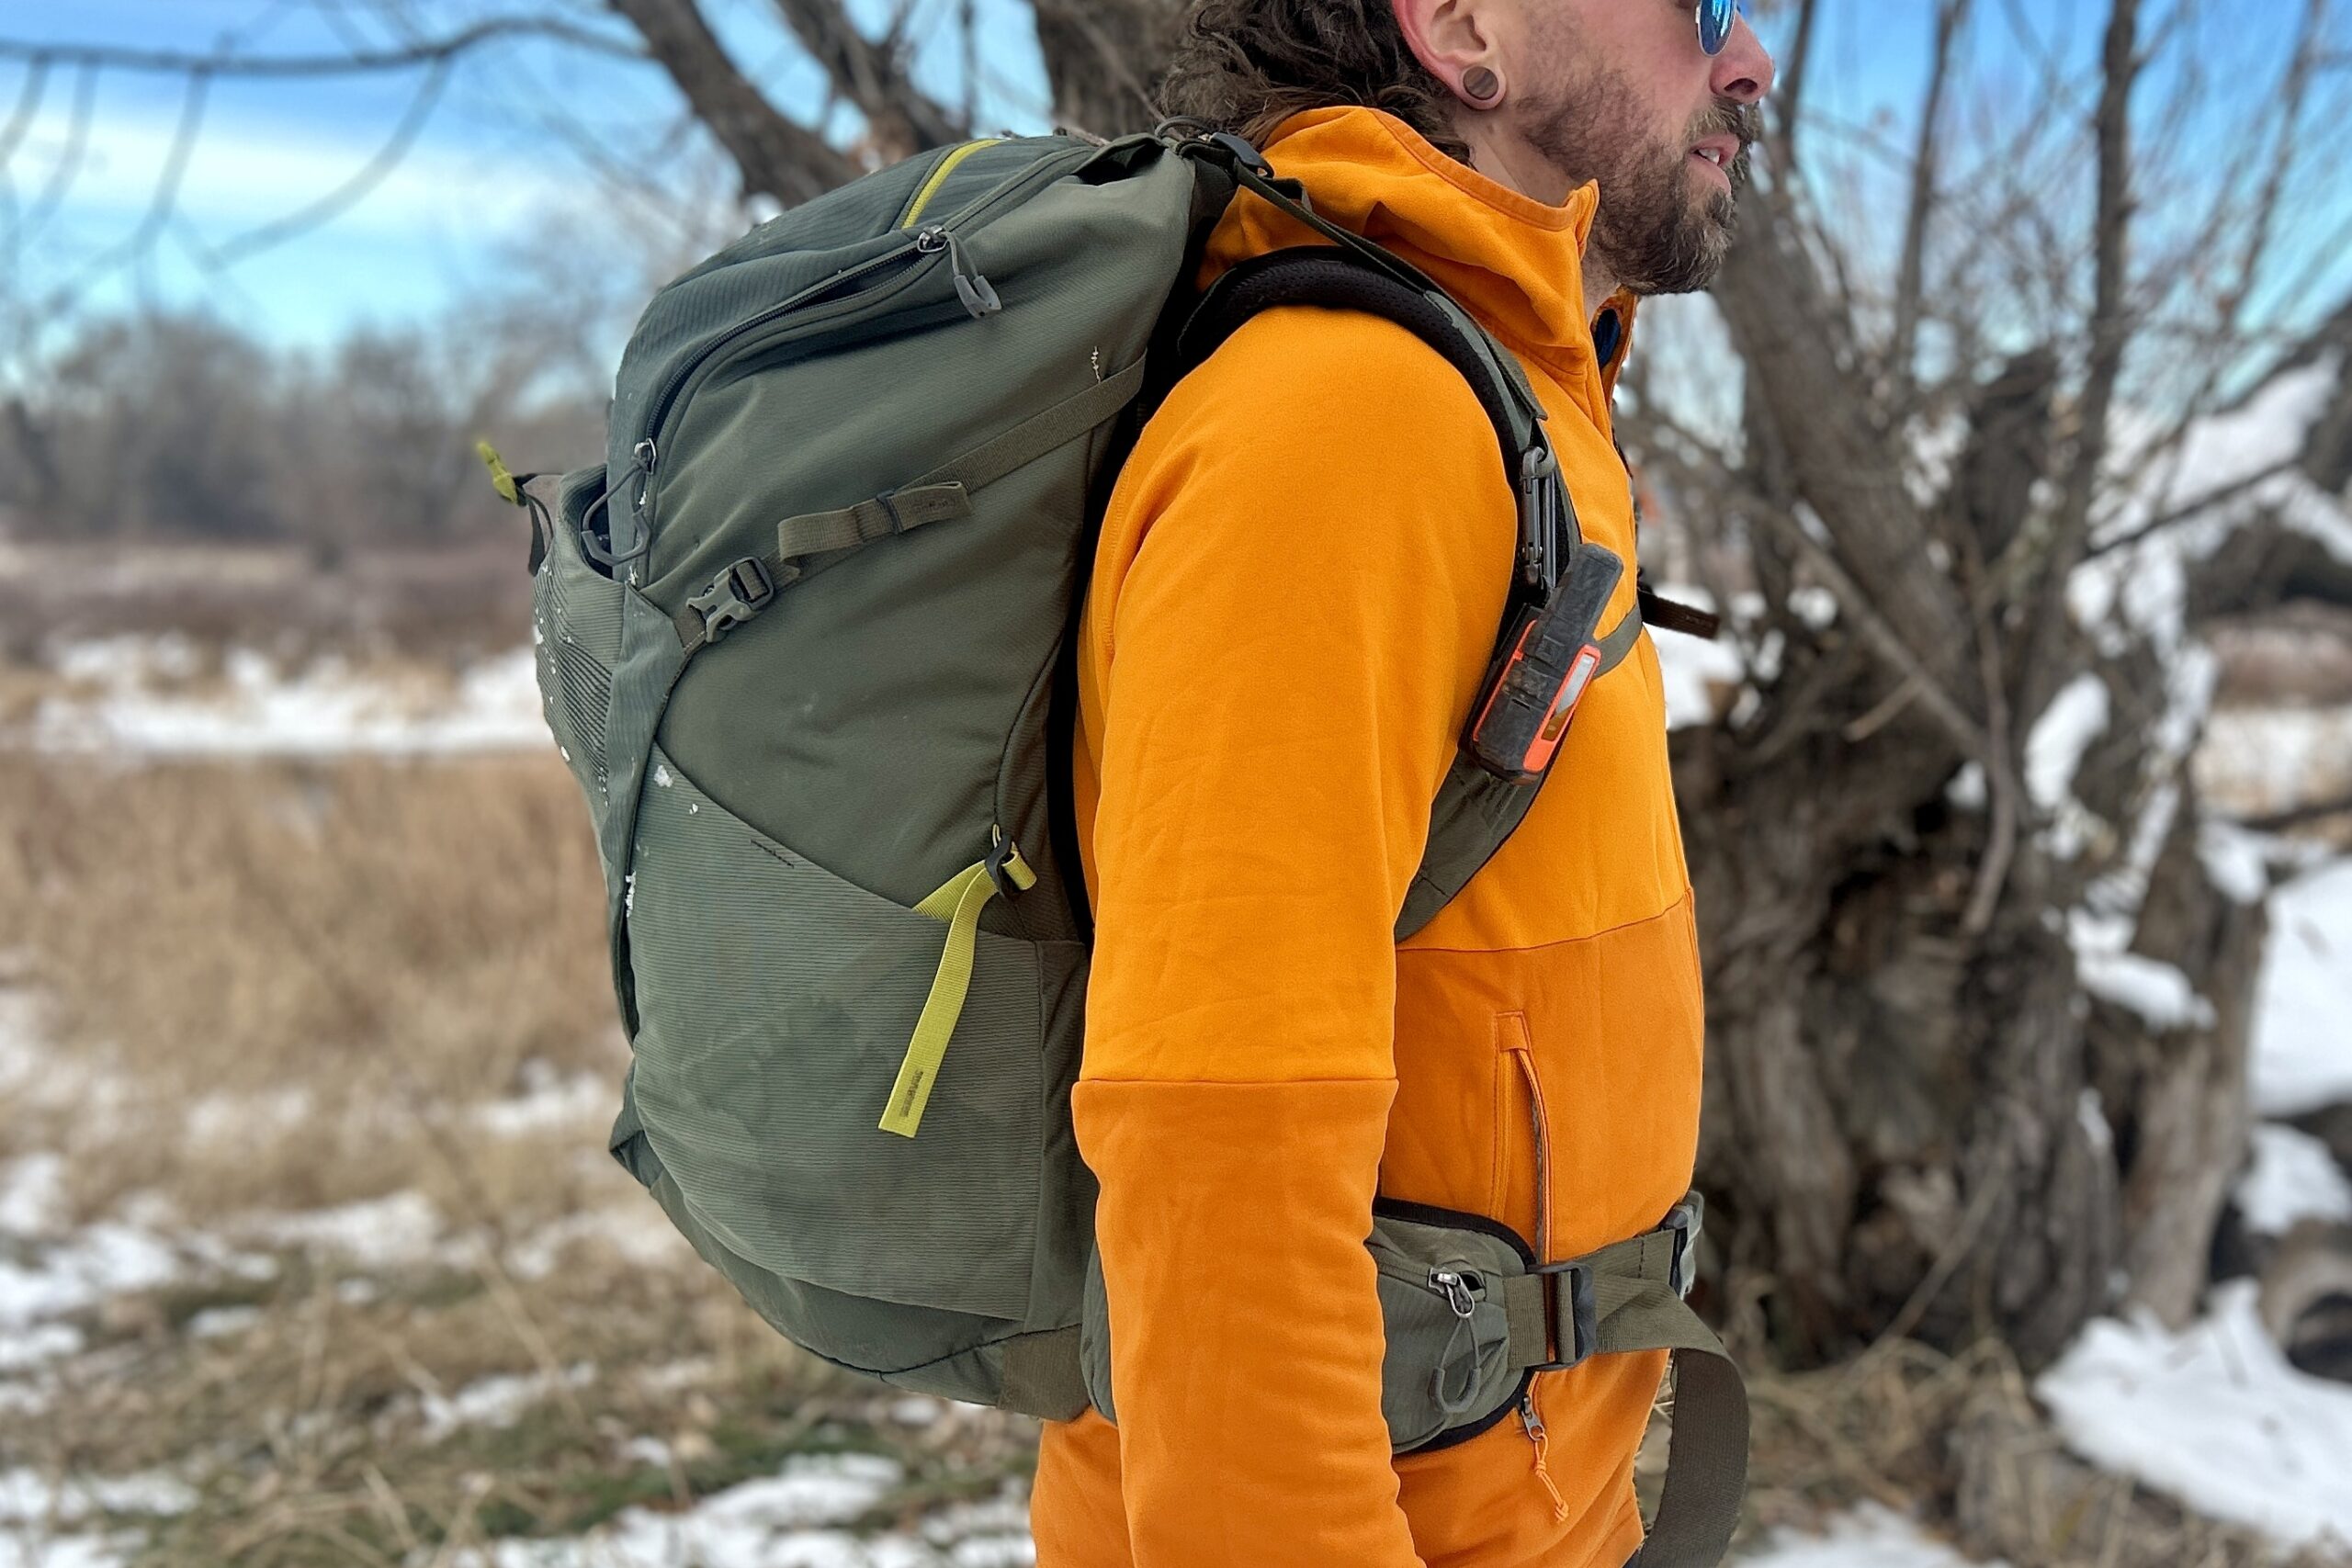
<box><xmin>1697</xmin><ymin>0</ymin><xmax>1744</xmax><ymax>55</ymax></box>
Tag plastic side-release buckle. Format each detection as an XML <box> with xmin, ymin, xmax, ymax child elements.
<box><xmin>1665</xmin><ymin>1194</ymin><xmax>1705</xmax><ymax>1299</ymax></box>
<box><xmin>1529</xmin><ymin>1258</ymin><xmax>1599</xmax><ymax>1372</ymax></box>
<box><xmin>686</xmin><ymin>557</ymin><xmax>775</xmax><ymax>645</ymax></box>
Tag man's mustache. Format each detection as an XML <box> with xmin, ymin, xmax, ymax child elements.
<box><xmin>1692</xmin><ymin>99</ymin><xmax>1763</xmax><ymax>187</ymax></box>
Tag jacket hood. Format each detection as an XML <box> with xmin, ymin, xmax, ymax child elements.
<box><xmin>1203</xmin><ymin>105</ymin><xmax>1634</xmax><ymax>389</ymax></box>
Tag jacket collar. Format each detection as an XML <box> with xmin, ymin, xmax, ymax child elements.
<box><xmin>1202</xmin><ymin>106</ymin><xmax>1637</xmax><ymax>390</ymax></box>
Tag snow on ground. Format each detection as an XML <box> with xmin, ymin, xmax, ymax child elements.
<box><xmin>16</xmin><ymin>640</ymin><xmax>550</xmax><ymax>758</ymax></box>
<box><xmin>1737</xmin><ymin>1505</ymin><xmax>1999</xmax><ymax>1566</ymax></box>
<box><xmin>2199</xmin><ymin>705</ymin><xmax>2352</xmax><ymax>821</ymax></box>
<box><xmin>447</xmin><ymin>1454</ymin><xmax>1035</xmax><ymax>1568</ymax></box>
<box><xmin>0</xmin><ymin>1467</ymin><xmax>195</xmax><ymax>1568</ymax></box>
<box><xmin>2240</xmin><ymin>1123</ymin><xmax>2352</xmax><ymax>1236</ymax></box>
<box><xmin>2039</xmin><ymin>1280</ymin><xmax>2352</xmax><ymax>1551</ymax></box>
<box><xmin>2251</xmin><ymin>858</ymin><xmax>2352</xmax><ymax>1117</ymax></box>
<box><xmin>421</xmin><ymin>1365</ymin><xmax>598</xmax><ymax>1442</ymax></box>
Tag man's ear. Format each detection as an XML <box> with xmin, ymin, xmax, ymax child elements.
<box><xmin>1391</xmin><ymin>0</ymin><xmax>1499</xmax><ymax>104</ymax></box>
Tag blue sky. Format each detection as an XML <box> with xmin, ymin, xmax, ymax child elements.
<box><xmin>1</xmin><ymin>0</ymin><xmax>2340</xmax><ymax>355</ymax></box>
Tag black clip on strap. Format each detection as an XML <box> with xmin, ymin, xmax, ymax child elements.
<box><xmin>686</xmin><ymin>557</ymin><xmax>775</xmax><ymax>647</ymax></box>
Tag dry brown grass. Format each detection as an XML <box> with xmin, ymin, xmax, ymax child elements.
<box><xmin>0</xmin><ymin>536</ymin><xmax>535</xmax><ymax>670</ymax></box>
<box><xmin>0</xmin><ymin>752</ymin><xmax>620</xmax><ymax>1222</ymax></box>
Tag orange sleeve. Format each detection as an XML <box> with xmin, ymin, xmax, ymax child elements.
<box><xmin>1077</xmin><ymin>306</ymin><xmax>1517</xmax><ymax>1566</ymax></box>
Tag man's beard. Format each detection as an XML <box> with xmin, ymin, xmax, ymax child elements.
<box><xmin>1516</xmin><ymin>65</ymin><xmax>1758</xmax><ymax>297</ymax></box>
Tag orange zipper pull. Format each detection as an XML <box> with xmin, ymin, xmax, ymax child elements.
<box><xmin>1521</xmin><ymin>1387</ymin><xmax>1569</xmax><ymax>1522</ymax></box>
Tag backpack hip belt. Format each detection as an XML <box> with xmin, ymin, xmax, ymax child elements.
<box><xmin>1079</xmin><ymin>1191</ymin><xmax>1747</xmax><ymax>1568</ymax></box>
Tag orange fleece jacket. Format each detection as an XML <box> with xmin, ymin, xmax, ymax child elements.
<box><xmin>1030</xmin><ymin>107</ymin><xmax>1706</xmax><ymax>1568</ymax></box>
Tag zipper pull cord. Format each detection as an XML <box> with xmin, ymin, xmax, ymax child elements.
<box><xmin>914</xmin><ymin>225</ymin><xmax>1001</xmax><ymax>319</ymax></box>
<box><xmin>1428</xmin><ymin>1270</ymin><xmax>1485</xmax><ymax>1417</ymax></box>
<box><xmin>1521</xmin><ymin>1387</ymin><xmax>1570</xmax><ymax>1522</ymax></box>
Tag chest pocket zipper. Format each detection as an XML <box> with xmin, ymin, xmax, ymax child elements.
<box><xmin>1496</xmin><ymin>1011</ymin><xmax>1555</xmax><ymax>1259</ymax></box>
<box><xmin>1498</xmin><ymin>1010</ymin><xmax>1568</xmax><ymax>1520</ymax></box>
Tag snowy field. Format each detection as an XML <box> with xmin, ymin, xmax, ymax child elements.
<box><xmin>1</xmin><ymin>635</ymin><xmax>2348</xmax><ymax>1568</ymax></box>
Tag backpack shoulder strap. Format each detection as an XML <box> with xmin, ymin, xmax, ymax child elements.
<box><xmin>1160</xmin><ymin>245</ymin><xmax>1628</xmax><ymax>943</ymax></box>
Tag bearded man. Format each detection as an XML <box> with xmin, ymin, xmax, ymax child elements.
<box><xmin>1034</xmin><ymin>3</ymin><xmax>1775</xmax><ymax>1564</ymax></box>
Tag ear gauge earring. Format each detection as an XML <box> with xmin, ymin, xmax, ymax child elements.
<box><xmin>1461</xmin><ymin>66</ymin><xmax>1504</xmax><ymax>107</ymax></box>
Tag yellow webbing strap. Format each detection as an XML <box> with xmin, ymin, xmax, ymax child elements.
<box><xmin>879</xmin><ymin>839</ymin><xmax>1036</xmax><ymax>1138</ymax></box>
<box><xmin>475</xmin><ymin>440</ymin><xmax>521</xmax><ymax>505</ymax></box>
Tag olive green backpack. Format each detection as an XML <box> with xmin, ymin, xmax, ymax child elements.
<box><xmin>498</xmin><ymin>127</ymin><xmax>1747</xmax><ymax>1564</ymax></box>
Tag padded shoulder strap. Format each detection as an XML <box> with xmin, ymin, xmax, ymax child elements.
<box><xmin>1161</xmin><ymin>247</ymin><xmax>1622</xmax><ymax>944</ymax></box>
<box><xmin>1170</xmin><ymin>247</ymin><xmax>1541</xmax><ymax>482</ymax></box>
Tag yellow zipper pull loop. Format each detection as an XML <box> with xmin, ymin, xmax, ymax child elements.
<box><xmin>880</xmin><ymin>830</ymin><xmax>1035</xmax><ymax>1138</ymax></box>
<box><xmin>1521</xmin><ymin>1387</ymin><xmax>1569</xmax><ymax>1522</ymax></box>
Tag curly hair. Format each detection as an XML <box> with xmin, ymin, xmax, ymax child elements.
<box><xmin>1157</xmin><ymin>0</ymin><xmax>1470</xmax><ymax>164</ymax></box>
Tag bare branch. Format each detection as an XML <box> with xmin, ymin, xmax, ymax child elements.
<box><xmin>1770</xmin><ymin>0</ymin><xmax>1823</xmax><ymax>173</ymax></box>
<box><xmin>0</xmin><ymin>16</ymin><xmax>644</xmax><ymax>75</ymax></box>
<box><xmin>2017</xmin><ymin>0</ymin><xmax>2143</xmax><ymax>721</ymax></box>
<box><xmin>1888</xmin><ymin>0</ymin><xmax>1974</xmax><ymax>408</ymax></box>
<box><xmin>51</xmin><ymin>67</ymin><xmax>211</xmax><ymax>309</ymax></box>
<box><xmin>1714</xmin><ymin>179</ymin><xmax>1977</xmax><ymax>701</ymax></box>
<box><xmin>200</xmin><ymin>57</ymin><xmax>454</xmax><ymax>270</ymax></box>
<box><xmin>1752</xmin><ymin>499</ymin><xmax>1991</xmax><ymax>761</ymax></box>
<box><xmin>17</xmin><ymin>62</ymin><xmax>93</xmax><ymax>242</ymax></box>
<box><xmin>2086</xmin><ymin>457</ymin><xmax>2300</xmax><ymax>560</ymax></box>
<box><xmin>765</xmin><ymin>0</ymin><xmax>962</xmax><ymax>159</ymax></box>
<box><xmin>0</xmin><ymin>57</ymin><xmax>45</xmax><ymax>178</ymax></box>
<box><xmin>606</xmin><ymin>0</ymin><xmax>858</xmax><ymax>206</ymax></box>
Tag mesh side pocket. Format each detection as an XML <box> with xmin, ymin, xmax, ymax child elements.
<box><xmin>531</xmin><ymin>467</ymin><xmax>622</xmax><ymax>807</ymax></box>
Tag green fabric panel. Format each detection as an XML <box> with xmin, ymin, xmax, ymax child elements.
<box><xmin>1366</xmin><ymin>1214</ymin><xmax>1525</xmax><ymax>1451</ymax></box>
<box><xmin>629</xmin><ymin>1125</ymin><xmax>1016</xmax><ymax>1388</ymax></box>
<box><xmin>626</xmin><ymin>743</ymin><xmax>1045</xmax><ymax>1322</ymax></box>
<box><xmin>1025</xmin><ymin>941</ymin><xmax>1095</xmax><ymax>1325</ymax></box>
<box><xmin>998</xmin><ymin>1326</ymin><xmax>1090</xmax><ymax>1422</ymax></box>
<box><xmin>1502</xmin><ymin>1272</ymin><xmax>1548</xmax><ymax>1366</ymax></box>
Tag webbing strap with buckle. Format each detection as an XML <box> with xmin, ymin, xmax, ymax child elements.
<box><xmin>666</xmin><ymin>357</ymin><xmax>1148</xmax><ymax>655</ymax></box>
<box><xmin>1497</xmin><ymin>1195</ymin><xmax>1747</xmax><ymax>1568</ymax></box>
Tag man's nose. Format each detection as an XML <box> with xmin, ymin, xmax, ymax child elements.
<box><xmin>1711</xmin><ymin>17</ymin><xmax>1775</xmax><ymax>106</ymax></box>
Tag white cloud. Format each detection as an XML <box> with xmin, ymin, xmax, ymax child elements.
<box><xmin>21</xmin><ymin>105</ymin><xmax>584</xmax><ymax>240</ymax></box>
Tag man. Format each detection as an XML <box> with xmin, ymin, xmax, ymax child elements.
<box><xmin>1032</xmin><ymin>2</ymin><xmax>1774</xmax><ymax>1563</ymax></box>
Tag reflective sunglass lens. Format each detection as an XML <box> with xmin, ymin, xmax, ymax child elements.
<box><xmin>1698</xmin><ymin>0</ymin><xmax>1738</xmax><ymax>54</ymax></box>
